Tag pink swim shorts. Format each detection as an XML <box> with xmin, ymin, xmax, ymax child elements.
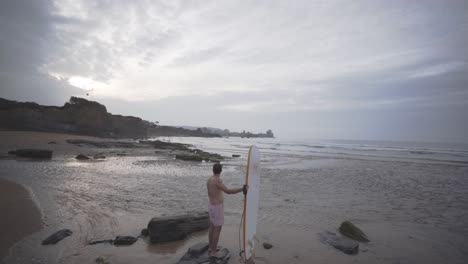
<box><xmin>208</xmin><ymin>203</ymin><xmax>224</xmax><ymax>226</ymax></box>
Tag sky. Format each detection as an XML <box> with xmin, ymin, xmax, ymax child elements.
<box><xmin>1</xmin><ymin>0</ymin><xmax>467</xmax><ymax>142</ymax></box>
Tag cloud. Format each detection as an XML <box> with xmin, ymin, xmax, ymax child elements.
<box><xmin>1</xmin><ymin>0</ymin><xmax>467</xmax><ymax>142</ymax></box>
<box><xmin>0</xmin><ymin>0</ymin><xmax>82</xmax><ymax>105</ymax></box>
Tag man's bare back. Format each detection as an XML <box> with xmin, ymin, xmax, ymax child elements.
<box><xmin>207</xmin><ymin>175</ymin><xmax>224</xmax><ymax>205</ymax></box>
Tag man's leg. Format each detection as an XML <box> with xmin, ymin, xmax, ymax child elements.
<box><xmin>212</xmin><ymin>225</ymin><xmax>223</xmax><ymax>256</ymax></box>
<box><xmin>208</xmin><ymin>222</ymin><xmax>214</xmax><ymax>255</ymax></box>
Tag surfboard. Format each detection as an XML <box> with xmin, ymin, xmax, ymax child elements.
<box><xmin>242</xmin><ymin>145</ymin><xmax>261</xmax><ymax>261</ymax></box>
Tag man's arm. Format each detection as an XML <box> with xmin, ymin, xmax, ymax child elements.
<box><xmin>216</xmin><ymin>180</ymin><xmax>243</xmax><ymax>194</ymax></box>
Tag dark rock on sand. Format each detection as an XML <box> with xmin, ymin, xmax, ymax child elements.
<box><xmin>190</xmin><ymin>149</ymin><xmax>225</xmax><ymax>162</ymax></box>
<box><xmin>42</xmin><ymin>229</ymin><xmax>73</xmax><ymax>245</ymax></box>
<box><xmin>93</xmin><ymin>154</ymin><xmax>106</xmax><ymax>159</ymax></box>
<box><xmin>113</xmin><ymin>235</ymin><xmax>138</xmax><ymax>246</ymax></box>
<box><xmin>89</xmin><ymin>239</ymin><xmax>114</xmax><ymax>245</ymax></box>
<box><xmin>232</xmin><ymin>154</ymin><xmax>240</xmax><ymax>158</ymax></box>
<box><xmin>95</xmin><ymin>256</ymin><xmax>110</xmax><ymax>264</ymax></box>
<box><xmin>176</xmin><ymin>154</ymin><xmax>204</xmax><ymax>162</ymax></box>
<box><xmin>89</xmin><ymin>236</ymin><xmax>137</xmax><ymax>246</ymax></box>
<box><xmin>339</xmin><ymin>221</ymin><xmax>370</xmax><ymax>242</ymax></box>
<box><xmin>148</xmin><ymin>212</ymin><xmax>209</xmax><ymax>243</ymax></box>
<box><xmin>263</xmin><ymin>242</ymin><xmax>273</xmax><ymax>249</ymax></box>
<box><xmin>8</xmin><ymin>149</ymin><xmax>53</xmax><ymax>159</ymax></box>
<box><xmin>75</xmin><ymin>154</ymin><xmax>90</xmax><ymax>160</ymax></box>
<box><xmin>176</xmin><ymin>242</ymin><xmax>230</xmax><ymax>264</ymax></box>
<box><xmin>141</xmin><ymin>228</ymin><xmax>149</xmax><ymax>236</ymax></box>
<box><xmin>67</xmin><ymin>139</ymin><xmax>141</xmax><ymax>148</ymax></box>
<box><xmin>319</xmin><ymin>231</ymin><xmax>359</xmax><ymax>255</ymax></box>
<box><xmin>140</xmin><ymin>140</ymin><xmax>191</xmax><ymax>151</ymax></box>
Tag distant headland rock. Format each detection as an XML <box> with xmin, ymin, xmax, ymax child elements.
<box><xmin>0</xmin><ymin>97</ymin><xmax>274</xmax><ymax>139</ymax></box>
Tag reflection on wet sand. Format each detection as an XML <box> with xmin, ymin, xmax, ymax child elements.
<box><xmin>1</xmin><ymin>132</ymin><xmax>468</xmax><ymax>264</ymax></box>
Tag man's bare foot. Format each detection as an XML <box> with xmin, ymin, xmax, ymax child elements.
<box><xmin>209</xmin><ymin>251</ymin><xmax>224</xmax><ymax>258</ymax></box>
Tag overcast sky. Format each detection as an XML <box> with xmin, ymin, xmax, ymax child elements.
<box><xmin>1</xmin><ymin>0</ymin><xmax>467</xmax><ymax>142</ymax></box>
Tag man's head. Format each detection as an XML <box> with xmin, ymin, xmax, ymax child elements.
<box><xmin>213</xmin><ymin>163</ymin><xmax>222</xmax><ymax>175</ymax></box>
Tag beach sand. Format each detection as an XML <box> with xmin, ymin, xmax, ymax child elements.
<box><xmin>1</xmin><ymin>131</ymin><xmax>467</xmax><ymax>264</ymax></box>
<box><xmin>0</xmin><ymin>130</ymin><xmax>133</xmax><ymax>156</ymax></box>
<box><xmin>0</xmin><ymin>178</ymin><xmax>42</xmax><ymax>262</ymax></box>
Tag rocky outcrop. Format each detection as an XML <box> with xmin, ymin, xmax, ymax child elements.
<box><xmin>8</xmin><ymin>149</ymin><xmax>53</xmax><ymax>159</ymax></box>
<box><xmin>339</xmin><ymin>221</ymin><xmax>370</xmax><ymax>242</ymax></box>
<box><xmin>42</xmin><ymin>229</ymin><xmax>73</xmax><ymax>245</ymax></box>
<box><xmin>147</xmin><ymin>213</ymin><xmax>209</xmax><ymax>243</ymax></box>
<box><xmin>0</xmin><ymin>97</ymin><xmax>150</xmax><ymax>139</ymax></box>
<box><xmin>140</xmin><ymin>140</ymin><xmax>191</xmax><ymax>150</ymax></box>
<box><xmin>75</xmin><ymin>154</ymin><xmax>90</xmax><ymax>160</ymax></box>
<box><xmin>319</xmin><ymin>231</ymin><xmax>359</xmax><ymax>255</ymax></box>
<box><xmin>189</xmin><ymin>149</ymin><xmax>224</xmax><ymax>162</ymax></box>
<box><xmin>176</xmin><ymin>242</ymin><xmax>230</xmax><ymax>264</ymax></box>
<box><xmin>66</xmin><ymin>139</ymin><xmax>141</xmax><ymax>148</ymax></box>
<box><xmin>176</xmin><ymin>154</ymin><xmax>204</xmax><ymax>162</ymax></box>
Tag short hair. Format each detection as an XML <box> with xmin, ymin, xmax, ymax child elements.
<box><xmin>213</xmin><ymin>163</ymin><xmax>222</xmax><ymax>174</ymax></box>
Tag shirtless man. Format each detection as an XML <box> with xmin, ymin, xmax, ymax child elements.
<box><xmin>207</xmin><ymin>163</ymin><xmax>247</xmax><ymax>258</ymax></box>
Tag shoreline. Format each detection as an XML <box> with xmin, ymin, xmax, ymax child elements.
<box><xmin>0</xmin><ymin>178</ymin><xmax>43</xmax><ymax>262</ymax></box>
<box><xmin>0</xmin><ymin>130</ymin><xmax>467</xmax><ymax>263</ymax></box>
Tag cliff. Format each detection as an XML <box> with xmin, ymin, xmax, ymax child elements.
<box><xmin>0</xmin><ymin>97</ymin><xmax>150</xmax><ymax>139</ymax></box>
<box><xmin>147</xmin><ymin>126</ymin><xmax>221</xmax><ymax>138</ymax></box>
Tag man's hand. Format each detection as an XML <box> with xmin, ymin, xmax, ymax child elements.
<box><xmin>242</xmin><ymin>185</ymin><xmax>249</xmax><ymax>195</ymax></box>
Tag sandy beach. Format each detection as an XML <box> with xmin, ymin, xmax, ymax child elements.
<box><xmin>1</xmin><ymin>131</ymin><xmax>467</xmax><ymax>264</ymax></box>
<box><xmin>0</xmin><ymin>178</ymin><xmax>42</xmax><ymax>263</ymax></box>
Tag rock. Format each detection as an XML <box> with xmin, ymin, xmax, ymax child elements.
<box><xmin>188</xmin><ymin>242</ymin><xmax>209</xmax><ymax>257</ymax></box>
<box><xmin>148</xmin><ymin>212</ymin><xmax>209</xmax><ymax>243</ymax></box>
<box><xmin>48</xmin><ymin>141</ymin><xmax>57</xmax><ymax>144</ymax></box>
<box><xmin>140</xmin><ymin>140</ymin><xmax>191</xmax><ymax>151</ymax></box>
<box><xmin>141</xmin><ymin>228</ymin><xmax>149</xmax><ymax>236</ymax></box>
<box><xmin>0</xmin><ymin>97</ymin><xmax>149</xmax><ymax>139</ymax></box>
<box><xmin>113</xmin><ymin>235</ymin><xmax>138</xmax><ymax>246</ymax></box>
<box><xmin>232</xmin><ymin>154</ymin><xmax>240</xmax><ymax>158</ymax></box>
<box><xmin>319</xmin><ymin>231</ymin><xmax>359</xmax><ymax>255</ymax></box>
<box><xmin>175</xmin><ymin>154</ymin><xmax>204</xmax><ymax>162</ymax></box>
<box><xmin>263</xmin><ymin>242</ymin><xmax>273</xmax><ymax>249</ymax></box>
<box><xmin>93</xmin><ymin>154</ymin><xmax>106</xmax><ymax>159</ymax></box>
<box><xmin>176</xmin><ymin>242</ymin><xmax>230</xmax><ymax>264</ymax></box>
<box><xmin>191</xmin><ymin>149</ymin><xmax>225</xmax><ymax>162</ymax></box>
<box><xmin>89</xmin><ymin>239</ymin><xmax>114</xmax><ymax>245</ymax></box>
<box><xmin>339</xmin><ymin>221</ymin><xmax>369</xmax><ymax>242</ymax></box>
<box><xmin>8</xmin><ymin>149</ymin><xmax>53</xmax><ymax>159</ymax></box>
<box><xmin>67</xmin><ymin>139</ymin><xmax>141</xmax><ymax>148</ymax></box>
<box><xmin>42</xmin><ymin>229</ymin><xmax>73</xmax><ymax>245</ymax></box>
<box><xmin>75</xmin><ymin>154</ymin><xmax>90</xmax><ymax>160</ymax></box>
<box><xmin>95</xmin><ymin>256</ymin><xmax>110</xmax><ymax>264</ymax></box>
<box><xmin>89</xmin><ymin>236</ymin><xmax>138</xmax><ymax>246</ymax></box>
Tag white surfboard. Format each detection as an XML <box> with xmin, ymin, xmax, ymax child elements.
<box><xmin>242</xmin><ymin>145</ymin><xmax>261</xmax><ymax>261</ymax></box>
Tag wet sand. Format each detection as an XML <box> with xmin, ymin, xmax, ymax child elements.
<box><xmin>0</xmin><ymin>178</ymin><xmax>42</xmax><ymax>263</ymax></box>
<box><xmin>1</xmin><ymin>131</ymin><xmax>467</xmax><ymax>264</ymax></box>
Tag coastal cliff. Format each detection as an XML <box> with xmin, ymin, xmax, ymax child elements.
<box><xmin>0</xmin><ymin>97</ymin><xmax>273</xmax><ymax>139</ymax></box>
<box><xmin>0</xmin><ymin>97</ymin><xmax>150</xmax><ymax>139</ymax></box>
